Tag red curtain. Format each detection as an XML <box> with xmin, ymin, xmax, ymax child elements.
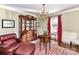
<box><xmin>57</xmin><ymin>15</ymin><xmax>62</xmax><ymax>45</ymax></box>
<box><xmin>48</xmin><ymin>17</ymin><xmax>51</xmax><ymax>35</ymax></box>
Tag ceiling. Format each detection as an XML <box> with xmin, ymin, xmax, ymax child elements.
<box><xmin>4</xmin><ymin>4</ymin><xmax>79</xmax><ymax>15</ymax></box>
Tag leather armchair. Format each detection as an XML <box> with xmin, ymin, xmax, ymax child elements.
<box><xmin>0</xmin><ymin>33</ymin><xmax>35</xmax><ymax>55</ymax></box>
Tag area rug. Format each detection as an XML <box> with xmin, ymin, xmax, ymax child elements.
<box><xmin>34</xmin><ymin>40</ymin><xmax>79</xmax><ymax>55</ymax></box>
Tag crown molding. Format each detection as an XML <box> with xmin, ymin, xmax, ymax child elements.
<box><xmin>0</xmin><ymin>5</ymin><xmax>37</xmax><ymax>17</ymax></box>
<box><xmin>50</xmin><ymin>6</ymin><xmax>79</xmax><ymax>16</ymax></box>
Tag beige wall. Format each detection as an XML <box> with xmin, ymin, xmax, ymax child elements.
<box><xmin>62</xmin><ymin>11</ymin><xmax>79</xmax><ymax>32</ymax></box>
<box><xmin>0</xmin><ymin>8</ymin><xmax>36</xmax><ymax>37</ymax></box>
<box><xmin>61</xmin><ymin>11</ymin><xmax>79</xmax><ymax>40</ymax></box>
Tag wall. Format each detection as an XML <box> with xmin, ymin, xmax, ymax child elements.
<box><xmin>61</xmin><ymin>10</ymin><xmax>79</xmax><ymax>41</ymax></box>
<box><xmin>0</xmin><ymin>8</ymin><xmax>36</xmax><ymax>37</ymax></box>
<box><xmin>62</xmin><ymin>11</ymin><xmax>79</xmax><ymax>32</ymax></box>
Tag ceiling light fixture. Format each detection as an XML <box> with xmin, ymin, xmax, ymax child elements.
<box><xmin>38</xmin><ymin>4</ymin><xmax>48</xmax><ymax>21</ymax></box>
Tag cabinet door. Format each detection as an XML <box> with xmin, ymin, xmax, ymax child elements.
<box><xmin>26</xmin><ymin>21</ymin><xmax>30</xmax><ymax>30</ymax></box>
<box><xmin>30</xmin><ymin>20</ymin><xmax>34</xmax><ymax>30</ymax></box>
<box><xmin>19</xmin><ymin>15</ymin><xmax>37</xmax><ymax>37</ymax></box>
<box><xmin>22</xmin><ymin>20</ymin><xmax>25</xmax><ymax>31</ymax></box>
<box><xmin>34</xmin><ymin>20</ymin><xmax>36</xmax><ymax>30</ymax></box>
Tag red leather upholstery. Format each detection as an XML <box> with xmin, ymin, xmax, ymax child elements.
<box><xmin>0</xmin><ymin>33</ymin><xmax>21</xmax><ymax>55</ymax></box>
<box><xmin>15</xmin><ymin>43</ymin><xmax>35</xmax><ymax>55</ymax></box>
<box><xmin>3</xmin><ymin>39</ymin><xmax>16</xmax><ymax>46</ymax></box>
<box><xmin>0</xmin><ymin>33</ymin><xmax>16</xmax><ymax>41</ymax></box>
<box><xmin>0</xmin><ymin>33</ymin><xmax>35</xmax><ymax>55</ymax></box>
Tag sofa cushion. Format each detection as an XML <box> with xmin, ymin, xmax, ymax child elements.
<box><xmin>3</xmin><ymin>38</ymin><xmax>16</xmax><ymax>46</ymax></box>
<box><xmin>15</xmin><ymin>43</ymin><xmax>35</xmax><ymax>55</ymax></box>
<box><xmin>0</xmin><ymin>44</ymin><xmax>9</xmax><ymax>48</ymax></box>
<box><xmin>0</xmin><ymin>38</ymin><xmax>17</xmax><ymax>48</ymax></box>
<box><xmin>0</xmin><ymin>33</ymin><xmax>16</xmax><ymax>41</ymax></box>
<box><xmin>5</xmin><ymin>42</ymin><xmax>22</xmax><ymax>52</ymax></box>
<box><xmin>0</xmin><ymin>42</ymin><xmax>22</xmax><ymax>53</ymax></box>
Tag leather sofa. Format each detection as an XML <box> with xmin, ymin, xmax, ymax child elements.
<box><xmin>0</xmin><ymin>33</ymin><xmax>35</xmax><ymax>55</ymax></box>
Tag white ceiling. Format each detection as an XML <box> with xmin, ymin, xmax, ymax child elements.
<box><xmin>4</xmin><ymin>4</ymin><xmax>79</xmax><ymax>15</ymax></box>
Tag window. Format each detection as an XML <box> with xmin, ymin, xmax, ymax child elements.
<box><xmin>51</xmin><ymin>16</ymin><xmax>58</xmax><ymax>40</ymax></box>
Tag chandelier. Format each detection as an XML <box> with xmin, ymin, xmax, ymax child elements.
<box><xmin>38</xmin><ymin>4</ymin><xmax>48</xmax><ymax>21</ymax></box>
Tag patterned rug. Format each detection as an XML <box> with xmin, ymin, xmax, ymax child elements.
<box><xmin>34</xmin><ymin>40</ymin><xmax>79</xmax><ymax>55</ymax></box>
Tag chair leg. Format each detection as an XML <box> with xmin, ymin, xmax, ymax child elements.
<box><xmin>49</xmin><ymin>40</ymin><xmax>51</xmax><ymax>50</ymax></box>
<box><xmin>70</xmin><ymin>41</ymin><xmax>72</xmax><ymax>49</ymax></box>
<box><xmin>39</xmin><ymin>39</ymin><xmax>41</xmax><ymax>51</ymax></box>
<box><xmin>45</xmin><ymin>43</ymin><xmax>47</xmax><ymax>54</ymax></box>
<box><xmin>76</xmin><ymin>44</ymin><xmax>78</xmax><ymax>51</ymax></box>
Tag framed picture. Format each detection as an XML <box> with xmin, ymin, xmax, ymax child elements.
<box><xmin>2</xmin><ymin>20</ymin><xmax>15</xmax><ymax>28</ymax></box>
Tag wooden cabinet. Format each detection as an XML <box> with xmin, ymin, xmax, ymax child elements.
<box><xmin>19</xmin><ymin>15</ymin><xmax>37</xmax><ymax>37</ymax></box>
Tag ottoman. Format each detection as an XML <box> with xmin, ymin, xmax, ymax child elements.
<box><xmin>15</xmin><ymin>43</ymin><xmax>35</xmax><ymax>55</ymax></box>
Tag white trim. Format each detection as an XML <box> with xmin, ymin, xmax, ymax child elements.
<box><xmin>1</xmin><ymin>4</ymin><xmax>79</xmax><ymax>17</ymax></box>
<box><xmin>50</xmin><ymin>6</ymin><xmax>79</xmax><ymax>16</ymax></box>
<box><xmin>0</xmin><ymin>5</ymin><xmax>37</xmax><ymax>17</ymax></box>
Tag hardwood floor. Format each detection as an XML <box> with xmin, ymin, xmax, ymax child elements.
<box><xmin>34</xmin><ymin>39</ymin><xmax>79</xmax><ymax>55</ymax></box>
<box><xmin>60</xmin><ymin>42</ymin><xmax>79</xmax><ymax>53</ymax></box>
<box><xmin>51</xmin><ymin>39</ymin><xmax>79</xmax><ymax>53</ymax></box>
